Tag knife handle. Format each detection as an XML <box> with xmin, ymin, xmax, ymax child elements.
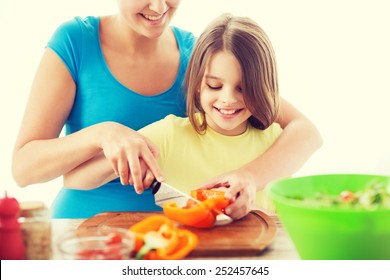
<box><xmin>149</xmin><ymin>179</ymin><xmax>161</xmax><ymax>195</ymax></box>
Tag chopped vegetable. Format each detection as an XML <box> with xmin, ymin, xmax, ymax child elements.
<box><xmin>106</xmin><ymin>232</ymin><xmax>123</xmax><ymax>245</ymax></box>
<box><xmin>129</xmin><ymin>215</ymin><xmax>174</xmax><ymax>233</ymax></box>
<box><xmin>339</xmin><ymin>190</ymin><xmax>356</xmax><ymax>202</ymax></box>
<box><xmin>76</xmin><ymin>232</ymin><xmax>125</xmax><ymax>260</ymax></box>
<box><xmin>143</xmin><ymin>228</ymin><xmax>198</xmax><ymax>260</ymax></box>
<box><xmin>129</xmin><ymin>215</ymin><xmax>198</xmax><ymax>260</ymax></box>
<box><xmin>163</xmin><ymin>201</ymin><xmax>216</xmax><ymax>228</ymax></box>
<box><xmin>191</xmin><ymin>189</ymin><xmax>231</xmax><ymax>213</ymax></box>
<box><xmin>163</xmin><ymin>189</ymin><xmax>232</xmax><ymax>228</ymax></box>
<box><xmin>288</xmin><ymin>179</ymin><xmax>390</xmax><ymax>210</ymax></box>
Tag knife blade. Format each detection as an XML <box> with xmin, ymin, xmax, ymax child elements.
<box><xmin>150</xmin><ymin>179</ymin><xmax>198</xmax><ymax>208</ymax></box>
<box><xmin>149</xmin><ymin>179</ymin><xmax>233</xmax><ymax>226</ymax></box>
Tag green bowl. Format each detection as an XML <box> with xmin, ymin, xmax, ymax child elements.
<box><xmin>268</xmin><ymin>174</ymin><xmax>390</xmax><ymax>260</ymax></box>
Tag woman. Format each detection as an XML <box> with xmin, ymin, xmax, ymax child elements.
<box><xmin>12</xmin><ymin>0</ymin><xmax>322</xmax><ymax>218</ymax></box>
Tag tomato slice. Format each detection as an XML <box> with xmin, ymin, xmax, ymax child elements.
<box><xmin>106</xmin><ymin>232</ymin><xmax>122</xmax><ymax>245</ymax></box>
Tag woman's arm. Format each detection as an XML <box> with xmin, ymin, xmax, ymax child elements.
<box><xmin>12</xmin><ymin>49</ymin><xmax>162</xmax><ymax>191</ymax></box>
<box><xmin>200</xmin><ymin>97</ymin><xmax>323</xmax><ymax>219</ymax></box>
<box><xmin>245</xmin><ymin>97</ymin><xmax>323</xmax><ymax>188</ymax></box>
<box><xmin>63</xmin><ymin>151</ymin><xmax>155</xmax><ymax>193</ymax></box>
<box><xmin>12</xmin><ymin>49</ymin><xmax>100</xmax><ymax>186</ymax></box>
<box><xmin>63</xmin><ymin>152</ymin><xmax>116</xmax><ymax>190</ymax></box>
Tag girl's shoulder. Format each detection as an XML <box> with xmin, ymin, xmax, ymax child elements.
<box><xmin>249</xmin><ymin>122</ymin><xmax>283</xmax><ymax>140</ymax></box>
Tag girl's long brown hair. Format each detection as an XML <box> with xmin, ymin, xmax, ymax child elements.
<box><xmin>185</xmin><ymin>13</ymin><xmax>279</xmax><ymax>134</ymax></box>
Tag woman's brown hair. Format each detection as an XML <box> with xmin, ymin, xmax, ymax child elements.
<box><xmin>185</xmin><ymin>13</ymin><xmax>279</xmax><ymax>134</ymax></box>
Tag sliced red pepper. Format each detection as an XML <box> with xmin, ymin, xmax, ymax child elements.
<box><xmin>191</xmin><ymin>189</ymin><xmax>231</xmax><ymax>213</ymax></box>
<box><xmin>163</xmin><ymin>189</ymin><xmax>232</xmax><ymax>228</ymax></box>
<box><xmin>163</xmin><ymin>201</ymin><xmax>216</xmax><ymax>228</ymax></box>
<box><xmin>191</xmin><ymin>189</ymin><xmax>225</xmax><ymax>201</ymax></box>
<box><xmin>129</xmin><ymin>215</ymin><xmax>198</xmax><ymax>260</ymax></box>
<box><xmin>129</xmin><ymin>215</ymin><xmax>174</xmax><ymax>233</ymax></box>
<box><xmin>129</xmin><ymin>215</ymin><xmax>175</xmax><ymax>256</ymax></box>
<box><xmin>142</xmin><ymin>225</ymin><xmax>198</xmax><ymax>260</ymax></box>
<box><xmin>154</xmin><ymin>229</ymin><xmax>198</xmax><ymax>260</ymax></box>
<box><xmin>133</xmin><ymin>232</ymin><xmax>145</xmax><ymax>252</ymax></box>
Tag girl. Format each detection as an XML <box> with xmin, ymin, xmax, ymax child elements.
<box><xmin>13</xmin><ymin>0</ymin><xmax>321</xmax><ymax>218</ymax></box>
<box><xmin>65</xmin><ymin>13</ymin><xmax>287</xmax><ymax>219</ymax></box>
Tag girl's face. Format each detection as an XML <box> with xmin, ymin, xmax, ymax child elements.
<box><xmin>200</xmin><ymin>51</ymin><xmax>252</xmax><ymax>136</ymax></box>
<box><xmin>117</xmin><ymin>0</ymin><xmax>181</xmax><ymax>38</ymax></box>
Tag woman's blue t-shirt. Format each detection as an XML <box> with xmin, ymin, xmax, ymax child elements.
<box><xmin>47</xmin><ymin>16</ymin><xmax>195</xmax><ymax>218</ymax></box>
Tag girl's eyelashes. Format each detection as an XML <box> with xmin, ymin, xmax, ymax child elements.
<box><xmin>207</xmin><ymin>84</ymin><xmax>222</xmax><ymax>90</ymax></box>
<box><xmin>205</xmin><ymin>82</ymin><xmax>243</xmax><ymax>92</ymax></box>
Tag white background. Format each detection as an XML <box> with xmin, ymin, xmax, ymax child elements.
<box><xmin>1</xmin><ymin>0</ymin><xmax>389</xmax><ymax>207</ymax></box>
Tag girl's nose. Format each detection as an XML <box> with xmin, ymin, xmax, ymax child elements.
<box><xmin>149</xmin><ymin>0</ymin><xmax>168</xmax><ymax>14</ymax></box>
<box><xmin>220</xmin><ymin>89</ymin><xmax>238</xmax><ymax>105</ymax></box>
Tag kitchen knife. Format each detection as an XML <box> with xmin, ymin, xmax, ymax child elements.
<box><xmin>150</xmin><ymin>179</ymin><xmax>233</xmax><ymax>226</ymax></box>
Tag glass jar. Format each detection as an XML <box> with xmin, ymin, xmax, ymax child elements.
<box><xmin>19</xmin><ymin>201</ymin><xmax>52</xmax><ymax>260</ymax></box>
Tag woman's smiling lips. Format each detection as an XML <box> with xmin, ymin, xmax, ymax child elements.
<box><xmin>140</xmin><ymin>8</ymin><xmax>169</xmax><ymax>23</ymax></box>
<box><xmin>141</xmin><ymin>13</ymin><xmax>164</xmax><ymax>21</ymax></box>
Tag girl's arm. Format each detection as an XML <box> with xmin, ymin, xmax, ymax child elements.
<box><xmin>12</xmin><ymin>49</ymin><xmax>162</xmax><ymax>192</ymax></box>
<box><xmin>200</xmin><ymin>97</ymin><xmax>323</xmax><ymax>219</ymax></box>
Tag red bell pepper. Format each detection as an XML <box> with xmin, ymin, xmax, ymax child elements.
<box><xmin>129</xmin><ymin>215</ymin><xmax>198</xmax><ymax>260</ymax></box>
<box><xmin>191</xmin><ymin>189</ymin><xmax>231</xmax><ymax>213</ymax></box>
<box><xmin>163</xmin><ymin>189</ymin><xmax>232</xmax><ymax>228</ymax></box>
<box><xmin>163</xmin><ymin>201</ymin><xmax>216</xmax><ymax>228</ymax></box>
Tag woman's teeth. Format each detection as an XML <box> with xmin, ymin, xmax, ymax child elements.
<box><xmin>142</xmin><ymin>14</ymin><xmax>164</xmax><ymax>21</ymax></box>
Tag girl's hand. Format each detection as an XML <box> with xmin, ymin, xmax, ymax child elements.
<box><xmin>99</xmin><ymin>122</ymin><xmax>164</xmax><ymax>193</ymax></box>
<box><xmin>198</xmin><ymin>169</ymin><xmax>257</xmax><ymax>220</ymax></box>
<box><xmin>135</xmin><ymin>160</ymin><xmax>158</xmax><ymax>193</ymax></box>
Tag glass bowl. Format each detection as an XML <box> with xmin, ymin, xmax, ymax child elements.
<box><xmin>57</xmin><ymin>226</ymin><xmax>134</xmax><ymax>260</ymax></box>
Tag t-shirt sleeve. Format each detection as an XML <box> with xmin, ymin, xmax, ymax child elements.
<box><xmin>270</xmin><ymin>123</ymin><xmax>283</xmax><ymax>140</ymax></box>
<box><xmin>46</xmin><ymin>17</ymin><xmax>83</xmax><ymax>82</ymax></box>
<box><xmin>261</xmin><ymin>123</ymin><xmax>283</xmax><ymax>147</ymax></box>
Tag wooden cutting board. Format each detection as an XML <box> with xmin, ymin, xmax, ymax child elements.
<box><xmin>78</xmin><ymin>210</ymin><xmax>276</xmax><ymax>258</ymax></box>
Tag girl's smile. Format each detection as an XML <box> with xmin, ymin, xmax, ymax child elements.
<box><xmin>214</xmin><ymin>107</ymin><xmax>244</xmax><ymax>117</ymax></box>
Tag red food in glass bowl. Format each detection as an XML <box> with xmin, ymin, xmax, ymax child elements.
<box><xmin>57</xmin><ymin>227</ymin><xmax>134</xmax><ymax>260</ymax></box>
